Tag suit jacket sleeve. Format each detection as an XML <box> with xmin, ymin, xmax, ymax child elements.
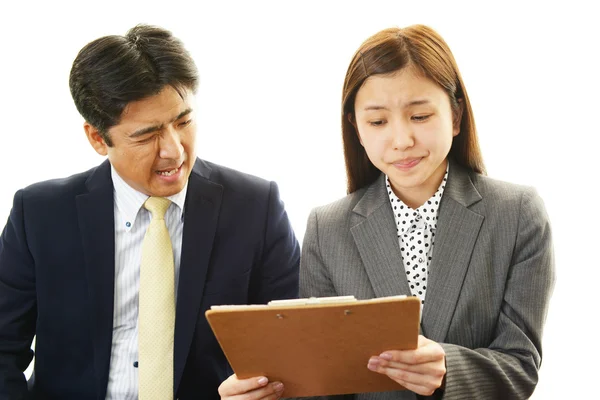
<box><xmin>287</xmin><ymin>209</ymin><xmax>354</xmax><ymax>400</ymax></box>
<box><xmin>439</xmin><ymin>187</ymin><xmax>555</xmax><ymax>399</ymax></box>
<box><xmin>299</xmin><ymin>209</ymin><xmax>338</xmax><ymax>299</ymax></box>
<box><xmin>249</xmin><ymin>181</ymin><xmax>301</xmax><ymax>304</ymax></box>
<box><xmin>0</xmin><ymin>190</ymin><xmax>36</xmax><ymax>399</ymax></box>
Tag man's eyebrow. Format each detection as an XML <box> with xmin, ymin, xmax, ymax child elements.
<box><xmin>129</xmin><ymin>124</ymin><xmax>162</xmax><ymax>138</ymax></box>
<box><xmin>128</xmin><ymin>108</ymin><xmax>193</xmax><ymax>138</ymax></box>
<box><xmin>174</xmin><ymin>108</ymin><xmax>193</xmax><ymax>121</ymax></box>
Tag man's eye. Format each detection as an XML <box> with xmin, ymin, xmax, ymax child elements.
<box><xmin>179</xmin><ymin>119</ymin><xmax>192</xmax><ymax>127</ymax></box>
<box><xmin>137</xmin><ymin>134</ymin><xmax>156</xmax><ymax>144</ymax></box>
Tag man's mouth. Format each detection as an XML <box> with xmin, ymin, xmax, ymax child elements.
<box><xmin>157</xmin><ymin>167</ymin><xmax>179</xmax><ymax>176</ymax></box>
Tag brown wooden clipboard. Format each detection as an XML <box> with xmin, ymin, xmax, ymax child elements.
<box><xmin>205</xmin><ymin>295</ymin><xmax>421</xmax><ymax>397</ymax></box>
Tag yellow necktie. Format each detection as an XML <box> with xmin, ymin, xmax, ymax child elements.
<box><xmin>139</xmin><ymin>197</ymin><xmax>175</xmax><ymax>400</ymax></box>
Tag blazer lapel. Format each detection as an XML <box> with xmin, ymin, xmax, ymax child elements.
<box><xmin>75</xmin><ymin>160</ymin><xmax>115</xmax><ymax>400</ymax></box>
<box><xmin>173</xmin><ymin>159</ymin><xmax>223</xmax><ymax>392</ymax></box>
<box><xmin>421</xmin><ymin>161</ymin><xmax>484</xmax><ymax>342</ymax></box>
<box><xmin>350</xmin><ymin>175</ymin><xmax>412</xmax><ymax>299</ymax></box>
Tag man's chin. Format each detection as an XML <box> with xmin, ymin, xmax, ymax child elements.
<box><xmin>147</xmin><ymin>180</ymin><xmax>187</xmax><ymax>198</ymax></box>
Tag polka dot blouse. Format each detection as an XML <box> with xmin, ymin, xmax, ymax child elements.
<box><xmin>386</xmin><ymin>164</ymin><xmax>448</xmax><ymax>306</ymax></box>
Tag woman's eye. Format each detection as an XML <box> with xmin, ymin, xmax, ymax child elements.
<box><xmin>369</xmin><ymin>120</ymin><xmax>386</xmax><ymax>126</ymax></box>
<box><xmin>412</xmin><ymin>114</ymin><xmax>431</xmax><ymax>122</ymax></box>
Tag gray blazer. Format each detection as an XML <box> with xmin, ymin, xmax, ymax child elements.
<box><xmin>296</xmin><ymin>160</ymin><xmax>555</xmax><ymax>400</ymax></box>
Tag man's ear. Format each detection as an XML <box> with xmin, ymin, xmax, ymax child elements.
<box><xmin>84</xmin><ymin>123</ymin><xmax>109</xmax><ymax>156</ymax></box>
<box><xmin>348</xmin><ymin>113</ymin><xmax>363</xmax><ymax>146</ymax></box>
<box><xmin>452</xmin><ymin>98</ymin><xmax>464</xmax><ymax>137</ymax></box>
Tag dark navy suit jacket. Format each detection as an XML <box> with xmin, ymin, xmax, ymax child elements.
<box><xmin>0</xmin><ymin>158</ymin><xmax>300</xmax><ymax>399</ymax></box>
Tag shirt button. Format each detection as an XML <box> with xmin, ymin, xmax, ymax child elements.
<box><xmin>126</xmin><ymin>221</ymin><xmax>131</xmax><ymax>228</ymax></box>
<box><xmin>419</xmin><ymin>258</ymin><xmax>424</xmax><ymax>263</ymax></box>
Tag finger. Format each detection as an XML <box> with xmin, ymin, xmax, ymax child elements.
<box><xmin>417</xmin><ymin>334</ymin><xmax>429</xmax><ymax>346</ymax></box>
<box><xmin>377</xmin><ymin>366</ymin><xmax>440</xmax><ymax>388</ymax></box>
<box><xmin>235</xmin><ymin>382</ymin><xmax>285</xmax><ymax>400</ymax></box>
<box><xmin>397</xmin><ymin>380</ymin><xmax>438</xmax><ymax>397</ymax></box>
<box><xmin>218</xmin><ymin>374</ymin><xmax>269</xmax><ymax>397</ymax></box>
<box><xmin>367</xmin><ymin>364</ymin><xmax>441</xmax><ymax>396</ymax></box>
<box><xmin>258</xmin><ymin>386</ymin><xmax>286</xmax><ymax>400</ymax></box>
<box><xmin>379</xmin><ymin>342</ymin><xmax>445</xmax><ymax>365</ymax></box>
<box><xmin>369</xmin><ymin>356</ymin><xmax>445</xmax><ymax>375</ymax></box>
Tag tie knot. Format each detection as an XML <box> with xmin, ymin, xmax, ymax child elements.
<box><xmin>144</xmin><ymin>197</ymin><xmax>171</xmax><ymax>220</ymax></box>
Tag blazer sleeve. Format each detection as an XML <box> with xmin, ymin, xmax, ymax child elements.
<box><xmin>287</xmin><ymin>209</ymin><xmax>354</xmax><ymax>400</ymax></box>
<box><xmin>439</xmin><ymin>187</ymin><xmax>555</xmax><ymax>399</ymax></box>
<box><xmin>249</xmin><ymin>181</ymin><xmax>301</xmax><ymax>304</ymax></box>
<box><xmin>0</xmin><ymin>190</ymin><xmax>37</xmax><ymax>399</ymax></box>
<box><xmin>299</xmin><ymin>209</ymin><xmax>338</xmax><ymax>299</ymax></box>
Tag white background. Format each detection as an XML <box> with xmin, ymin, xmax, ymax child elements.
<box><xmin>0</xmin><ymin>1</ymin><xmax>598</xmax><ymax>398</ymax></box>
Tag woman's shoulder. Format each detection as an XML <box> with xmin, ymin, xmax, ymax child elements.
<box><xmin>309</xmin><ymin>186</ymin><xmax>371</xmax><ymax>223</ymax></box>
<box><xmin>471</xmin><ymin>172</ymin><xmax>540</xmax><ymax>204</ymax></box>
<box><xmin>468</xmin><ymin>172</ymin><xmax>547</xmax><ymax>222</ymax></box>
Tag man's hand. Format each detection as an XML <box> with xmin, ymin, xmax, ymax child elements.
<box><xmin>218</xmin><ymin>374</ymin><xmax>284</xmax><ymax>400</ymax></box>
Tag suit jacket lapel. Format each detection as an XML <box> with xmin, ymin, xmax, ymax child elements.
<box><xmin>173</xmin><ymin>159</ymin><xmax>223</xmax><ymax>392</ymax></box>
<box><xmin>350</xmin><ymin>175</ymin><xmax>412</xmax><ymax>299</ymax></box>
<box><xmin>421</xmin><ymin>161</ymin><xmax>484</xmax><ymax>342</ymax></box>
<box><xmin>76</xmin><ymin>160</ymin><xmax>115</xmax><ymax>400</ymax></box>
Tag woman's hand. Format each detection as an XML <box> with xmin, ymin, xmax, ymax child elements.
<box><xmin>367</xmin><ymin>335</ymin><xmax>446</xmax><ymax>396</ymax></box>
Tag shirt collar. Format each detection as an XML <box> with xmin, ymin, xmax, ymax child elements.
<box><xmin>111</xmin><ymin>165</ymin><xmax>188</xmax><ymax>232</ymax></box>
<box><xmin>386</xmin><ymin>162</ymin><xmax>449</xmax><ymax>234</ymax></box>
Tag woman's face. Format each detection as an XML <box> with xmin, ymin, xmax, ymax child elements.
<box><xmin>353</xmin><ymin>68</ymin><xmax>461</xmax><ymax>207</ymax></box>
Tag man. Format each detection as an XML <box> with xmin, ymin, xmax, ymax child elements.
<box><xmin>0</xmin><ymin>24</ymin><xmax>300</xmax><ymax>400</ymax></box>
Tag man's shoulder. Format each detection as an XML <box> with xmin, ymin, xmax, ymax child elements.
<box><xmin>19</xmin><ymin>163</ymin><xmax>102</xmax><ymax>201</ymax></box>
<box><xmin>194</xmin><ymin>159</ymin><xmax>272</xmax><ymax>195</ymax></box>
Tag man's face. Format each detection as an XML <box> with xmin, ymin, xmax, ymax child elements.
<box><xmin>86</xmin><ymin>85</ymin><xmax>197</xmax><ymax>197</ymax></box>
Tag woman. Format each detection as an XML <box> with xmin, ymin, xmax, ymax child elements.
<box><xmin>219</xmin><ymin>24</ymin><xmax>555</xmax><ymax>400</ymax></box>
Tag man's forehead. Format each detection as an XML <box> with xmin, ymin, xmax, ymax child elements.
<box><xmin>120</xmin><ymin>87</ymin><xmax>194</xmax><ymax>119</ymax></box>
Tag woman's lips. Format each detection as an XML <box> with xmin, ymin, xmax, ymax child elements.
<box><xmin>392</xmin><ymin>157</ymin><xmax>422</xmax><ymax>169</ymax></box>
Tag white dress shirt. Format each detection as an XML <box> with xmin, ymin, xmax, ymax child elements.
<box><xmin>386</xmin><ymin>163</ymin><xmax>448</xmax><ymax>306</ymax></box>
<box><xmin>106</xmin><ymin>166</ymin><xmax>187</xmax><ymax>399</ymax></box>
